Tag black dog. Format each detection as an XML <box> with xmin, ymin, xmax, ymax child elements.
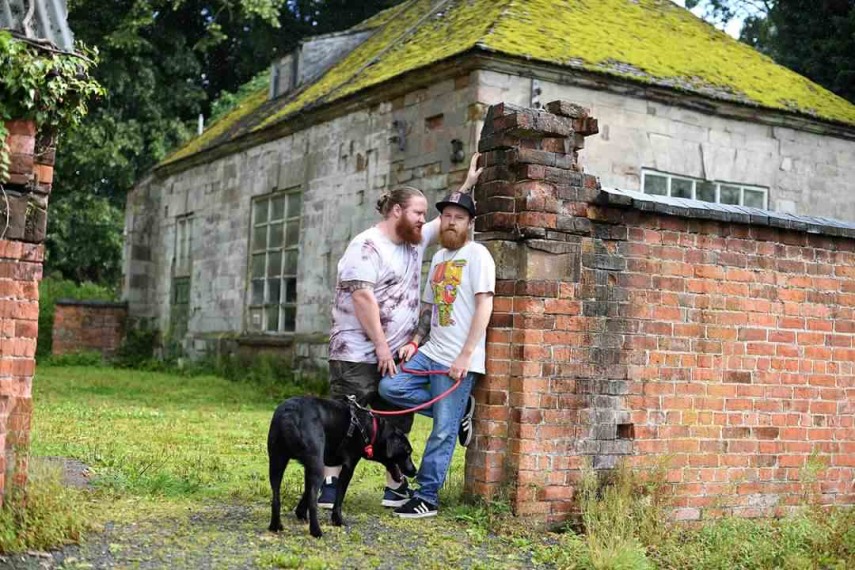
<box><xmin>267</xmin><ymin>396</ymin><xmax>417</xmax><ymax>538</ymax></box>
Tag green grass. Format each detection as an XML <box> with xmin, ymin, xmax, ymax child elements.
<box><xmin>31</xmin><ymin>365</ymin><xmax>464</xmax><ymax>503</ymax></box>
<box><xmin>0</xmin><ymin>458</ymin><xmax>89</xmax><ymax>552</ymax></box>
<box><xmin>21</xmin><ymin>364</ymin><xmax>855</xmax><ymax>569</ymax></box>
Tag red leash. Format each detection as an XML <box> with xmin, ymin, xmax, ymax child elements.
<box><xmin>371</xmin><ymin>354</ymin><xmax>463</xmax><ymax>416</ymax></box>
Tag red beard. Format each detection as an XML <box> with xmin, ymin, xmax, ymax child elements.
<box><xmin>439</xmin><ymin>227</ymin><xmax>468</xmax><ymax>250</ymax></box>
<box><xmin>396</xmin><ymin>216</ymin><xmax>423</xmax><ymax>245</ymax></box>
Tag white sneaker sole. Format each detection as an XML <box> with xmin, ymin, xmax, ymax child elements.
<box><xmin>394</xmin><ymin>510</ymin><xmax>437</xmax><ymax>519</ymax></box>
<box><xmin>318</xmin><ymin>502</ymin><xmax>334</xmax><ymax>510</ymax></box>
<box><xmin>381</xmin><ymin>497</ymin><xmax>410</xmax><ymax>508</ymax></box>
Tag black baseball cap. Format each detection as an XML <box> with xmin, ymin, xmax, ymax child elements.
<box><xmin>436</xmin><ymin>192</ymin><xmax>476</xmax><ymax>218</ymax></box>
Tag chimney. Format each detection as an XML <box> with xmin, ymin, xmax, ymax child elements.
<box><xmin>269</xmin><ymin>29</ymin><xmax>373</xmax><ymax>99</ymax></box>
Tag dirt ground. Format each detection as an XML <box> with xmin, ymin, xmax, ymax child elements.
<box><xmin>0</xmin><ymin>458</ymin><xmax>546</xmax><ymax>570</ymax></box>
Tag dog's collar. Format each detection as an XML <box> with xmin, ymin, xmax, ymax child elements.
<box><xmin>364</xmin><ymin>415</ymin><xmax>378</xmax><ymax>459</ymax></box>
<box><xmin>345</xmin><ymin>398</ymin><xmax>377</xmax><ymax>459</ymax></box>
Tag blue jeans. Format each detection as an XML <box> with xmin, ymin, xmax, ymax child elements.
<box><xmin>379</xmin><ymin>351</ymin><xmax>474</xmax><ymax>506</ymax></box>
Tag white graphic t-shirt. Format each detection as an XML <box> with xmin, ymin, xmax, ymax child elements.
<box><xmin>419</xmin><ymin>241</ymin><xmax>496</xmax><ymax>375</ymax></box>
<box><xmin>329</xmin><ymin>222</ymin><xmax>438</xmax><ymax>363</ymax></box>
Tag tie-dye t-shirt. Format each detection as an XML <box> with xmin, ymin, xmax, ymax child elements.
<box><xmin>329</xmin><ymin>223</ymin><xmax>438</xmax><ymax>363</ymax></box>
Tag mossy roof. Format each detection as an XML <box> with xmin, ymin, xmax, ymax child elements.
<box><xmin>161</xmin><ymin>0</ymin><xmax>855</xmax><ymax>168</ymax></box>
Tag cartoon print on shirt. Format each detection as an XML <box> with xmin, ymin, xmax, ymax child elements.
<box><xmin>430</xmin><ymin>260</ymin><xmax>467</xmax><ymax>326</ymax></box>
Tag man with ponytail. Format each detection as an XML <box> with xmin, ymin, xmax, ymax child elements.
<box><xmin>320</xmin><ymin>153</ymin><xmax>483</xmax><ymax>509</ymax></box>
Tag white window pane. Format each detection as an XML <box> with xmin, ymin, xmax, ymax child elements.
<box><xmin>266</xmin><ymin>305</ymin><xmax>280</xmax><ymax>332</ymax></box>
<box><xmin>697</xmin><ymin>181</ymin><xmax>716</xmax><ymax>202</ymax></box>
<box><xmin>285</xmin><ymin>221</ymin><xmax>300</xmax><ymax>246</ymax></box>
<box><xmin>252</xmin><ymin>225</ymin><xmax>267</xmax><ymax>251</ymax></box>
<box><xmin>284</xmin><ymin>277</ymin><xmax>297</xmax><ymax>304</ymax></box>
<box><xmin>268</xmin><ymin>279</ymin><xmax>281</xmax><ymax>303</ymax></box>
<box><xmin>249</xmin><ymin>308</ymin><xmax>264</xmax><ymax>332</ymax></box>
<box><xmin>283</xmin><ymin>306</ymin><xmax>296</xmax><ymax>332</ymax></box>
<box><xmin>671</xmin><ymin>178</ymin><xmax>693</xmax><ymax>199</ymax></box>
<box><xmin>251</xmin><ymin>279</ymin><xmax>265</xmax><ymax>305</ymax></box>
<box><xmin>251</xmin><ymin>254</ymin><xmax>266</xmax><ymax>278</ymax></box>
<box><xmin>644</xmin><ymin>173</ymin><xmax>668</xmax><ymax>195</ymax></box>
<box><xmin>283</xmin><ymin>250</ymin><xmax>298</xmax><ymax>275</ymax></box>
<box><xmin>271</xmin><ymin>196</ymin><xmax>286</xmax><ymax>221</ymax></box>
<box><xmin>267</xmin><ymin>251</ymin><xmax>282</xmax><ymax>277</ymax></box>
<box><xmin>269</xmin><ymin>222</ymin><xmax>284</xmax><ymax>248</ymax></box>
<box><xmin>254</xmin><ymin>200</ymin><xmax>268</xmax><ymax>224</ymax></box>
<box><xmin>720</xmin><ymin>185</ymin><xmax>740</xmax><ymax>205</ymax></box>
<box><xmin>287</xmin><ymin>192</ymin><xmax>302</xmax><ymax>218</ymax></box>
<box><xmin>743</xmin><ymin>189</ymin><xmax>765</xmax><ymax>208</ymax></box>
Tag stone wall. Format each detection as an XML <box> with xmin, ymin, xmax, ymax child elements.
<box><xmin>126</xmin><ymin>71</ymin><xmax>480</xmax><ymax>366</ymax></box>
<box><xmin>465</xmin><ymin>101</ymin><xmax>855</xmax><ymax>523</ymax></box>
<box><xmin>476</xmin><ymin>70</ymin><xmax>855</xmax><ymax>221</ymax></box>
<box><xmin>126</xmin><ymin>63</ymin><xmax>855</xmax><ymax>371</ymax></box>
<box><xmin>52</xmin><ymin>300</ymin><xmax>128</xmax><ymax>358</ymax></box>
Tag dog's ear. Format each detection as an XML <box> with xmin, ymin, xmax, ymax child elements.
<box><xmin>385</xmin><ymin>431</ymin><xmax>406</xmax><ymax>459</ymax></box>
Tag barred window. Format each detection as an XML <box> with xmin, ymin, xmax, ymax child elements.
<box><xmin>641</xmin><ymin>169</ymin><xmax>768</xmax><ymax>209</ymax></box>
<box><xmin>248</xmin><ymin>189</ymin><xmax>302</xmax><ymax>333</ymax></box>
<box><xmin>175</xmin><ymin>215</ymin><xmax>193</xmax><ymax>276</ymax></box>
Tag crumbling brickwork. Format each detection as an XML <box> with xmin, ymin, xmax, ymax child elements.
<box><xmin>0</xmin><ymin>119</ymin><xmax>51</xmax><ymax>506</ymax></box>
<box><xmin>52</xmin><ymin>301</ymin><xmax>128</xmax><ymax>358</ymax></box>
<box><xmin>0</xmin><ymin>242</ymin><xmax>42</xmax><ymax>505</ymax></box>
<box><xmin>465</xmin><ymin>101</ymin><xmax>855</xmax><ymax>523</ymax></box>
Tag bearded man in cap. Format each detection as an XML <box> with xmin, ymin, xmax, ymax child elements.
<box><xmin>320</xmin><ymin>154</ymin><xmax>483</xmax><ymax>510</ymax></box>
<box><xmin>379</xmin><ymin>191</ymin><xmax>496</xmax><ymax>518</ymax></box>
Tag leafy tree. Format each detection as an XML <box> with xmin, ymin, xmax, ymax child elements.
<box><xmin>687</xmin><ymin>0</ymin><xmax>854</xmax><ymax>103</ymax></box>
<box><xmin>49</xmin><ymin>1</ymin><xmax>403</xmax><ymax>286</ymax></box>
<box><xmin>46</xmin><ymin>192</ymin><xmax>124</xmax><ymax>284</ymax></box>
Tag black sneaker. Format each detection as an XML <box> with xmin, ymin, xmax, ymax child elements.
<box><xmin>318</xmin><ymin>476</ymin><xmax>337</xmax><ymax>510</ymax></box>
<box><xmin>458</xmin><ymin>395</ymin><xmax>475</xmax><ymax>447</ymax></box>
<box><xmin>381</xmin><ymin>478</ymin><xmax>413</xmax><ymax>507</ymax></box>
<box><xmin>393</xmin><ymin>496</ymin><xmax>438</xmax><ymax>518</ymax></box>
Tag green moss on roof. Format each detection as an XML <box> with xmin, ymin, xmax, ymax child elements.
<box><xmin>484</xmin><ymin>0</ymin><xmax>855</xmax><ymax>124</ymax></box>
<box><xmin>161</xmin><ymin>0</ymin><xmax>855</xmax><ymax>168</ymax></box>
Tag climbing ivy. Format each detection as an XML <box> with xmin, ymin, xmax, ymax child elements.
<box><xmin>0</xmin><ymin>31</ymin><xmax>104</xmax><ymax>183</ymax></box>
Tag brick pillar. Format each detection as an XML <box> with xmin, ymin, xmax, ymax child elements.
<box><xmin>0</xmin><ymin>119</ymin><xmax>51</xmax><ymax>505</ymax></box>
<box><xmin>465</xmin><ymin>101</ymin><xmax>622</xmax><ymax>522</ymax></box>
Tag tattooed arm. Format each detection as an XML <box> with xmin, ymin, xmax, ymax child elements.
<box><xmin>398</xmin><ymin>301</ymin><xmax>432</xmax><ymax>362</ymax></box>
<box><xmin>344</xmin><ymin>280</ymin><xmax>397</xmax><ymax>377</ymax></box>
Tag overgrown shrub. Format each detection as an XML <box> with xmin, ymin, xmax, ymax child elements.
<box><xmin>208</xmin><ymin>352</ymin><xmax>328</xmax><ymax>401</ymax></box>
<box><xmin>112</xmin><ymin>322</ymin><xmax>160</xmax><ymax>369</ymax></box>
<box><xmin>40</xmin><ymin>350</ymin><xmax>105</xmax><ymax>367</ymax></box>
<box><xmin>0</xmin><ymin>458</ymin><xmax>89</xmax><ymax>552</ymax></box>
<box><xmin>37</xmin><ymin>276</ymin><xmax>117</xmax><ymax>358</ymax></box>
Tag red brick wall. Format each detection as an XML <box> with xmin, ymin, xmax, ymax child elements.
<box><xmin>464</xmin><ymin>101</ymin><xmax>855</xmax><ymax>523</ymax></box>
<box><xmin>53</xmin><ymin>301</ymin><xmax>128</xmax><ymax>357</ymax></box>
<box><xmin>0</xmin><ymin>239</ymin><xmax>42</xmax><ymax>504</ymax></box>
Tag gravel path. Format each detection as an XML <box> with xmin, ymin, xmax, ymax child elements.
<box><xmin>1</xmin><ymin>460</ymin><xmax>545</xmax><ymax>570</ymax></box>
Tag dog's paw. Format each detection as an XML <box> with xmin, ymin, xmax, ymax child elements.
<box><xmin>294</xmin><ymin>509</ymin><xmax>308</xmax><ymax>522</ymax></box>
<box><xmin>331</xmin><ymin>512</ymin><xmax>344</xmax><ymax>526</ymax></box>
<box><xmin>268</xmin><ymin>522</ymin><xmax>284</xmax><ymax>533</ymax></box>
<box><xmin>310</xmin><ymin>525</ymin><xmax>323</xmax><ymax>538</ymax></box>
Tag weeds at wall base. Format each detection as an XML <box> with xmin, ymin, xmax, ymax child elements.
<box><xmin>0</xmin><ymin>459</ymin><xmax>89</xmax><ymax>553</ymax></box>
<box><xmin>525</xmin><ymin>459</ymin><xmax>854</xmax><ymax>570</ymax></box>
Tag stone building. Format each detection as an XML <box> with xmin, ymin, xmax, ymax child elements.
<box><xmin>123</xmin><ymin>0</ymin><xmax>855</xmax><ymax>365</ymax></box>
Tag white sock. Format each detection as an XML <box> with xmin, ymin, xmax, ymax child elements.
<box><xmin>386</xmin><ymin>471</ymin><xmax>404</xmax><ymax>489</ymax></box>
<box><xmin>324</xmin><ymin>465</ymin><xmax>342</xmax><ymax>482</ymax></box>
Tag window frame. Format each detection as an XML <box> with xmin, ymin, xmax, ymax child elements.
<box><xmin>174</xmin><ymin>214</ymin><xmax>193</xmax><ymax>277</ymax></box>
<box><xmin>246</xmin><ymin>187</ymin><xmax>302</xmax><ymax>334</ymax></box>
<box><xmin>640</xmin><ymin>169</ymin><xmax>768</xmax><ymax>209</ymax></box>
